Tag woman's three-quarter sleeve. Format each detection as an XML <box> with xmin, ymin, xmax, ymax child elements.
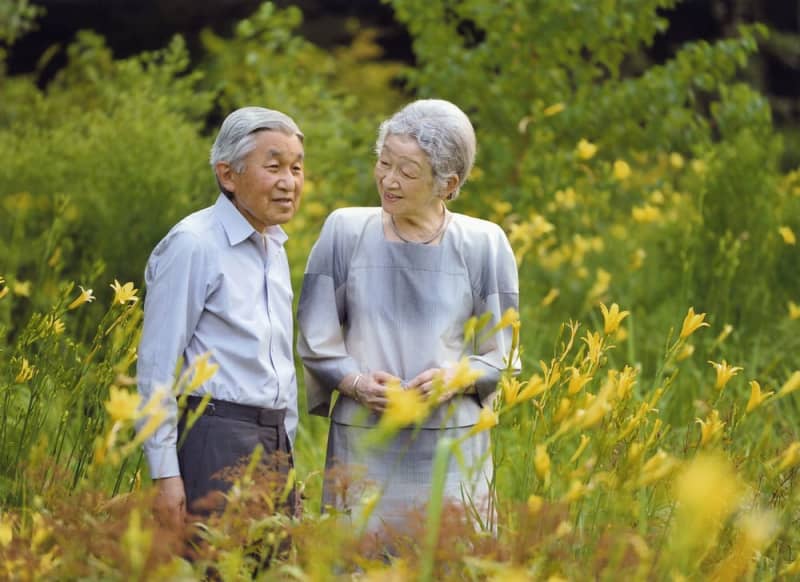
<box><xmin>297</xmin><ymin>211</ymin><xmax>361</xmax><ymax>416</ymax></box>
<box><xmin>468</xmin><ymin>224</ymin><xmax>521</xmax><ymax>403</ymax></box>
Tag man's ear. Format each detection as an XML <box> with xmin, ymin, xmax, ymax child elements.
<box><xmin>215</xmin><ymin>161</ymin><xmax>237</xmax><ymax>193</ymax></box>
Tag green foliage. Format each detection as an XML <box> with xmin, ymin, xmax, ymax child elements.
<box><xmin>1</xmin><ymin>0</ymin><xmax>800</xmax><ymax>579</ymax></box>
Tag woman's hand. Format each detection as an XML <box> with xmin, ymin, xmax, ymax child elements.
<box><xmin>339</xmin><ymin>371</ymin><xmax>399</xmax><ymax>413</ymax></box>
<box><xmin>406</xmin><ymin>368</ymin><xmax>460</xmax><ymax>404</ymax></box>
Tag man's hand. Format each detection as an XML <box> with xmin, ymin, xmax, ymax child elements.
<box><xmin>153</xmin><ymin>475</ymin><xmax>186</xmax><ymax>532</ymax></box>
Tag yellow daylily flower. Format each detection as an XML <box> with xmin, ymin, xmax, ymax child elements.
<box><xmin>697</xmin><ymin>409</ymin><xmax>725</xmax><ymax>446</ymax></box>
<box><xmin>680</xmin><ymin>307</ymin><xmax>709</xmax><ymax>339</ymax></box>
<box><xmin>569</xmin><ymin>434</ymin><xmax>591</xmax><ymax>463</ymax></box>
<box><xmin>674</xmin><ymin>453</ymin><xmax>743</xmax><ymax>530</ymax></box>
<box><xmin>468</xmin><ymin>408</ymin><xmax>499</xmax><ymax>436</ymax></box>
<box><xmin>708</xmin><ymin>360</ymin><xmax>743</xmax><ymax>391</ymax></box>
<box><xmin>778</xmin><ymin>226</ymin><xmax>796</xmax><ymax>245</ymax></box>
<box><xmin>110</xmin><ymin>279</ymin><xmax>139</xmax><ymax>305</ymax></box>
<box><xmin>534</xmin><ymin>444</ymin><xmax>551</xmax><ymax>486</ymax></box>
<box><xmin>541</xmin><ymin>287</ymin><xmax>560</xmax><ymax>306</ymax></box>
<box><xmin>582</xmin><ymin>331</ymin><xmax>605</xmax><ymax>367</ymax></box>
<box><xmin>12</xmin><ymin>280</ymin><xmax>31</xmax><ymax>297</ymax></box>
<box><xmin>543</xmin><ymin>102</ymin><xmax>565</xmax><ymax>116</ymax></box>
<box><xmin>561</xmin><ymin>479</ymin><xmax>587</xmax><ymax>503</ymax></box>
<box><xmin>777</xmin><ymin>371</ymin><xmax>800</xmax><ymax>398</ymax></box>
<box><xmin>676</xmin><ymin>343</ymin><xmax>695</xmax><ymax>361</ymax></box>
<box><xmin>746</xmin><ymin>380</ymin><xmax>773</xmax><ymax>413</ymax></box>
<box><xmin>775</xmin><ymin>442</ymin><xmax>800</xmax><ymax>472</ymax></box>
<box><xmin>599</xmin><ymin>302</ymin><xmax>630</xmax><ymax>335</ymax></box>
<box><xmin>576</xmin><ymin>139</ymin><xmax>598</xmax><ymax>160</ymax></box>
<box><xmin>669</xmin><ymin>152</ymin><xmax>685</xmax><ymax>169</ymax></box>
<box><xmin>0</xmin><ymin>514</ymin><xmax>12</xmax><ymax>547</ymax></box>
<box><xmin>15</xmin><ymin>358</ymin><xmax>35</xmax><ymax>383</ymax></box>
<box><xmin>527</xmin><ymin>494</ymin><xmax>544</xmax><ymax>514</ymax></box>
<box><xmin>105</xmin><ymin>386</ymin><xmax>142</xmax><ymax>423</ymax></box>
<box><xmin>637</xmin><ymin>449</ymin><xmax>679</xmax><ymax>486</ymax></box>
<box><xmin>788</xmin><ymin>301</ymin><xmax>800</xmax><ymax>320</ymax></box>
<box><xmin>68</xmin><ymin>286</ymin><xmax>96</xmax><ymax>310</ymax></box>
<box><xmin>612</xmin><ymin>159</ymin><xmax>631</xmax><ymax>180</ymax></box>
<box><xmin>691</xmin><ymin>159</ymin><xmax>707</xmax><ymax>174</ymax></box>
<box><xmin>567</xmin><ymin>367</ymin><xmax>593</xmax><ymax>395</ymax></box>
<box><xmin>379</xmin><ymin>384</ymin><xmax>428</xmax><ymax>430</ymax></box>
<box><xmin>50</xmin><ymin>317</ymin><xmax>65</xmax><ymax>335</ymax></box>
<box><xmin>493</xmin><ymin>307</ymin><xmax>520</xmax><ymax>333</ymax></box>
<box><xmin>187</xmin><ymin>353</ymin><xmax>220</xmax><ymax>393</ymax></box>
<box><xmin>445</xmin><ymin>358</ymin><xmax>485</xmax><ymax>392</ymax></box>
<box><xmin>500</xmin><ymin>375</ymin><xmax>522</xmax><ymax>405</ymax></box>
<box><xmin>0</xmin><ymin>276</ymin><xmax>8</xmax><ymax>300</ymax></box>
<box><xmin>517</xmin><ymin>374</ymin><xmax>547</xmax><ymax>401</ymax></box>
<box><xmin>631</xmin><ymin>204</ymin><xmax>662</xmax><ymax>223</ymax></box>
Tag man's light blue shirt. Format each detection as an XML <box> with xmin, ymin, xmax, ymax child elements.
<box><xmin>137</xmin><ymin>194</ymin><xmax>298</xmax><ymax>479</ymax></box>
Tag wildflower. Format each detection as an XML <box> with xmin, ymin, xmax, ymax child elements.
<box><xmin>776</xmin><ymin>442</ymin><xmax>800</xmax><ymax>472</ymax></box>
<box><xmin>567</xmin><ymin>367</ymin><xmax>593</xmax><ymax>395</ymax></box>
<box><xmin>569</xmin><ymin>434</ymin><xmax>591</xmax><ymax>463</ymax></box>
<box><xmin>582</xmin><ymin>331</ymin><xmax>605</xmax><ymax>367</ymax></box>
<box><xmin>554</xmin><ymin>187</ymin><xmax>576</xmax><ymax>209</ymax></box>
<box><xmin>576</xmin><ymin>139</ymin><xmax>598</xmax><ymax>160</ymax></box>
<box><xmin>587</xmin><ymin>268</ymin><xmax>611</xmax><ymax>302</ymax></box>
<box><xmin>0</xmin><ymin>277</ymin><xmax>7</xmax><ymax>300</ymax></box>
<box><xmin>613</xmin><ymin>160</ymin><xmax>631</xmax><ymax>180</ymax></box>
<box><xmin>445</xmin><ymin>358</ymin><xmax>485</xmax><ymax>392</ymax></box>
<box><xmin>534</xmin><ymin>444</ymin><xmax>551</xmax><ymax>487</ymax></box>
<box><xmin>12</xmin><ymin>280</ymin><xmax>31</xmax><ymax>297</ymax></box>
<box><xmin>676</xmin><ymin>343</ymin><xmax>695</xmax><ymax>361</ymax></box>
<box><xmin>105</xmin><ymin>386</ymin><xmax>142</xmax><ymax>423</ymax></box>
<box><xmin>517</xmin><ymin>374</ymin><xmax>547</xmax><ymax>401</ymax></box>
<box><xmin>669</xmin><ymin>152</ymin><xmax>685</xmax><ymax>169</ymax></box>
<box><xmin>555</xmin><ymin>521</ymin><xmax>573</xmax><ymax>538</ymax></box>
<box><xmin>491</xmin><ymin>200</ymin><xmax>512</xmax><ymax>218</ymax></box>
<box><xmin>500</xmin><ymin>376</ymin><xmax>522</xmax><ymax>406</ymax></box>
<box><xmin>781</xmin><ymin>557</ymin><xmax>800</xmax><ymax>577</ymax></box>
<box><xmin>778</xmin><ymin>226</ymin><xmax>796</xmax><ymax>245</ymax></box>
<box><xmin>631</xmin><ymin>204</ymin><xmax>662</xmax><ymax>223</ymax></box>
<box><xmin>469</xmin><ymin>408</ymin><xmax>499</xmax><ymax>436</ymax></box>
<box><xmin>50</xmin><ymin>317</ymin><xmax>65</xmax><ymax>335</ymax></box>
<box><xmin>186</xmin><ymin>353</ymin><xmax>220</xmax><ymax>393</ymax></box>
<box><xmin>600</xmin><ymin>302</ymin><xmax>630</xmax><ymax>335</ymax></box>
<box><xmin>527</xmin><ymin>494</ymin><xmax>544</xmax><ymax>514</ymax></box>
<box><xmin>714</xmin><ymin>324</ymin><xmax>734</xmax><ymax>345</ymax></box>
<box><xmin>746</xmin><ymin>380</ymin><xmax>773</xmax><ymax>413</ymax></box>
<box><xmin>777</xmin><ymin>371</ymin><xmax>800</xmax><ymax>398</ymax></box>
<box><xmin>691</xmin><ymin>159</ymin><xmax>707</xmax><ymax>174</ymax></box>
<box><xmin>561</xmin><ymin>479</ymin><xmax>587</xmax><ymax>503</ymax></box>
<box><xmin>680</xmin><ymin>307</ymin><xmax>709</xmax><ymax>339</ymax></box>
<box><xmin>624</xmin><ymin>250</ymin><xmax>644</xmax><ymax>274</ymax></box>
<box><xmin>543</xmin><ymin>102</ymin><xmax>565</xmax><ymax>116</ymax></box>
<box><xmin>15</xmin><ymin>358</ymin><xmax>35</xmax><ymax>383</ymax></box>
<box><xmin>711</xmin><ymin>510</ymin><xmax>779</xmax><ymax>581</ymax></box>
<box><xmin>110</xmin><ymin>279</ymin><xmax>139</xmax><ymax>305</ymax></box>
<box><xmin>789</xmin><ymin>301</ymin><xmax>800</xmax><ymax>320</ymax></box>
<box><xmin>615</xmin><ymin>366</ymin><xmax>638</xmax><ymax>400</ymax></box>
<box><xmin>380</xmin><ymin>384</ymin><xmax>428</xmax><ymax>430</ymax></box>
<box><xmin>493</xmin><ymin>307</ymin><xmax>520</xmax><ymax>333</ymax></box>
<box><xmin>637</xmin><ymin>449</ymin><xmax>679</xmax><ymax>486</ymax></box>
<box><xmin>0</xmin><ymin>514</ymin><xmax>12</xmax><ymax>547</ymax></box>
<box><xmin>674</xmin><ymin>453</ymin><xmax>743</xmax><ymax>532</ymax></box>
<box><xmin>554</xmin><ymin>398</ymin><xmax>572</xmax><ymax>424</ymax></box>
<box><xmin>708</xmin><ymin>360</ymin><xmax>743</xmax><ymax>391</ymax></box>
<box><xmin>470</xmin><ymin>166</ymin><xmax>484</xmax><ymax>181</ymax></box>
<box><xmin>541</xmin><ymin>288</ymin><xmax>560</xmax><ymax>306</ymax></box>
<box><xmin>697</xmin><ymin>409</ymin><xmax>725</xmax><ymax>446</ymax></box>
<box><xmin>67</xmin><ymin>285</ymin><xmax>96</xmax><ymax>309</ymax></box>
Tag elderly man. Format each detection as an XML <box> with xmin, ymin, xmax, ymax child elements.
<box><xmin>136</xmin><ymin>106</ymin><xmax>305</xmax><ymax>530</ymax></box>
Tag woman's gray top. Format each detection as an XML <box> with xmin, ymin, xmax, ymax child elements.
<box><xmin>297</xmin><ymin>207</ymin><xmax>520</xmax><ymax>429</ymax></box>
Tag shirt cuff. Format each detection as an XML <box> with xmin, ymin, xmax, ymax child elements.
<box><xmin>145</xmin><ymin>445</ymin><xmax>181</xmax><ymax>479</ymax></box>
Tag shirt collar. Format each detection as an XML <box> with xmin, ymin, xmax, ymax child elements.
<box><xmin>213</xmin><ymin>193</ymin><xmax>288</xmax><ymax>247</ymax></box>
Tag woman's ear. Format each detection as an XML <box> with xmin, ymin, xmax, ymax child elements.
<box><xmin>439</xmin><ymin>174</ymin><xmax>460</xmax><ymax>200</ymax></box>
<box><xmin>215</xmin><ymin>161</ymin><xmax>237</xmax><ymax>193</ymax></box>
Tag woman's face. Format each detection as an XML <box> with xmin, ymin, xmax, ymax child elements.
<box><xmin>374</xmin><ymin>134</ymin><xmax>440</xmax><ymax>217</ymax></box>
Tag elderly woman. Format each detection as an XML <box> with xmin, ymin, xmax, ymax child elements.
<box><xmin>297</xmin><ymin>99</ymin><xmax>519</xmax><ymax>533</ymax></box>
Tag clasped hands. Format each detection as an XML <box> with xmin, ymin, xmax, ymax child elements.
<box><xmin>339</xmin><ymin>368</ymin><xmax>464</xmax><ymax>413</ymax></box>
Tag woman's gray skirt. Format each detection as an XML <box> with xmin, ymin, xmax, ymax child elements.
<box><xmin>322</xmin><ymin>421</ymin><xmax>493</xmax><ymax>533</ymax></box>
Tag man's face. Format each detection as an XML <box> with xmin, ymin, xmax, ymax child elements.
<box><xmin>223</xmin><ymin>130</ymin><xmax>305</xmax><ymax>232</ymax></box>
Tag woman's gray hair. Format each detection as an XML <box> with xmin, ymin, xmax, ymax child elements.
<box><xmin>375</xmin><ymin>99</ymin><xmax>476</xmax><ymax>200</ymax></box>
<box><xmin>210</xmin><ymin>106</ymin><xmax>304</xmax><ymax>197</ymax></box>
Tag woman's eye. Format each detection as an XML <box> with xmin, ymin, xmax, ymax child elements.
<box><xmin>378</xmin><ymin>159</ymin><xmax>390</xmax><ymax>167</ymax></box>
